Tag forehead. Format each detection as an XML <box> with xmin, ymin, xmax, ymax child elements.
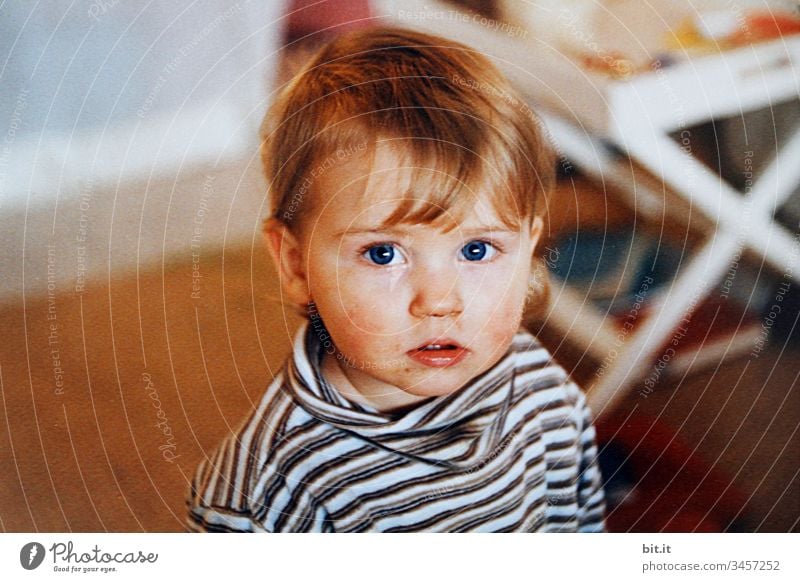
<box><xmin>308</xmin><ymin>141</ymin><xmax>520</xmax><ymax>234</ymax></box>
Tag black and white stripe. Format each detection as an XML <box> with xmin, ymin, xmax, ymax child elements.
<box><xmin>187</xmin><ymin>322</ymin><xmax>606</xmax><ymax>532</ymax></box>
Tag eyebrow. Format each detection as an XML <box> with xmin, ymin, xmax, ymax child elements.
<box><xmin>336</xmin><ymin>224</ymin><xmax>517</xmax><ymax>237</ymax></box>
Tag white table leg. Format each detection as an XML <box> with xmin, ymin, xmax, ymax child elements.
<box><xmin>623</xmin><ymin>130</ymin><xmax>800</xmax><ymax>281</ymax></box>
<box><xmin>749</xmin><ymin>126</ymin><xmax>800</xmax><ymax>217</ymax></box>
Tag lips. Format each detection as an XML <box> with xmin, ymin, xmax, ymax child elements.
<box><xmin>407</xmin><ymin>339</ymin><xmax>469</xmax><ymax>368</ymax></box>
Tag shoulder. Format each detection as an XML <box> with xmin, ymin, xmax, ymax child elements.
<box><xmin>187</xmin><ymin>373</ymin><xmax>319</xmax><ymax>524</ymax></box>
<box><xmin>510</xmin><ymin>329</ymin><xmax>578</xmax><ymax>394</ymax></box>
<box><xmin>509</xmin><ymin>328</ymin><xmax>591</xmax><ymax>425</ymax></box>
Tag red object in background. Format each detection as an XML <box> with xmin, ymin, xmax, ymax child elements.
<box><xmin>733</xmin><ymin>12</ymin><xmax>800</xmax><ymax>43</ymax></box>
<box><xmin>286</xmin><ymin>0</ymin><xmax>373</xmax><ymax>42</ymax></box>
<box><xmin>595</xmin><ymin>410</ymin><xmax>750</xmax><ymax>532</ymax></box>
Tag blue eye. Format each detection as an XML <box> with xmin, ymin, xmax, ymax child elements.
<box><xmin>461</xmin><ymin>240</ymin><xmax>496</xmax><ymax>262</ymax></box>
<box><xmin>365</xmin><ymin>244</ymin><xmax>402</xmax><ymax>265</ymax></box>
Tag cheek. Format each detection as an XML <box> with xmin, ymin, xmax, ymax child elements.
<box><xmin>475</xmin><ymin>294</ymin><xmax>526</xmax><ymax>368</ymax></box>
<box><xmin>317</xmin><ymin>301</ymin><xmax>406</xmax><ymax>364</ymax></box>
<box><xmin>346</xmin><ymin>277</ymin><xmax>400</xmax><ymax>331</ymax></box>
<box><xmin>469</xmin><ymin>265</ymin><xmax>530</xmax><ymax>334</ymax></box>
<box><xmin>309</xmin><ymin>261</ymin><xmax>404</xmax><ymax>335</ymax></box>
<box><xmin>466</xmin><ymin>260</ymin><xmax>529</xmax><ymax>309</ymax></box>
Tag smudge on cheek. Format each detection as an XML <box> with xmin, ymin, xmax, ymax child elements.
<box><xmin>492</xmin><ymin>298</ymin><xmax>527</xmax><ymax>338</ymax></box>
<box><xmin>340</xmin><ymin>275</ymin><xmax>411</xmax><ymax>331</ymax></box>
<box><xmin>387</xmin><ymin>268</ymin><xmax>404</xmax><ymax>294</ymax></box>
<box><xmin>342</xmin><ymin>293</ymin><xmax>384</xmax><ymax>324</ymax></box>
<box><xmin>339</xmin><ymin>303</ymin><xmax>401</xmax><ymax>338</ymax></box>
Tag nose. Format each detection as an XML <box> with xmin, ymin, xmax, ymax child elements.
<box><xmin>408</xmin><ymin>261</ymin><xmax>464</xmax><ymax>319</ymax></box>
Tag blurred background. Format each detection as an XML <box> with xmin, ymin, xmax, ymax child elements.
<box><xmin>0</xmin><ymin>0</ymin><xmax>798</xmax><ymax>532</ymax></box>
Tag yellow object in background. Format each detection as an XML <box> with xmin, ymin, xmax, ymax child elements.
<box><xmin>667</xmin><ymin>9</ymin><xmax>800</xmax><ymax>54</ymax></box>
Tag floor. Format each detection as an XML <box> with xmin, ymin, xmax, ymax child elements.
<box><xmin>0</xmin><ymin>244</ymin><xmax>301</xmax><ymax>532</ymax></box>
<box><xmin>1</xmin><ymin>238</ymin><xmax>797</xmax><ymax>532</ymax></box>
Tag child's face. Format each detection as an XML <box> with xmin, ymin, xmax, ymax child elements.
<box><xmin>287</xmin><ymin>145</ymin><xmax>541</xmax><ymax>410</ymax></box>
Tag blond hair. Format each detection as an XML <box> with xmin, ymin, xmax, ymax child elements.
<box><xmin>260</xmin><ymin>27</ymin><xmax>554</xmax><ymax>233</ymax></box>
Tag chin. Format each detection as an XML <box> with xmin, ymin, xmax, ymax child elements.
<box><xmin>401</xmin><ymin>376</ymin><xmax>468</xmax><ymax>399</ymax></box>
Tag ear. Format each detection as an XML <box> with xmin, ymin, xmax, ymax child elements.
<box><xmin>263</xmin><ymin>218</ymin><xmax>310</xmax><ymax>307</ymax></box>
<box><xmin>529</xmin><ymin>215</ymin><xmax>544</xmax><ymax>254</ymax></box>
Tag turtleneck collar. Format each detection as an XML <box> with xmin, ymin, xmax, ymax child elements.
<box><xmin>281</xmin><ymin>321</ymin><xmax>534</xmax><ymax>470</ymax></box>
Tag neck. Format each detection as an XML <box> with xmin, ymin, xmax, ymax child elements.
<box><xmin>320</xmin><ymin>351</ymin><xmax>429</xmax><ymax>414</ymax></box>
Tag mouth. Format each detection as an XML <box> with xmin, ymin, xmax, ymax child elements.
<box><xmin>407</xmin><ymin>339</ymin><xmax>469</xmax><ymax>368</ymax></box>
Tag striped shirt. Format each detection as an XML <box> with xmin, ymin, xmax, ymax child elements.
<box><xmin>187</xmin><ymin>322</ymin><xmax>606</xmax><ymax>532</ymax></box>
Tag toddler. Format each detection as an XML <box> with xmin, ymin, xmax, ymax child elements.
<box><xmin>187</xmin><ymin>27</ymin><xmax>605</xmax><ymax>532</ymax></box>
